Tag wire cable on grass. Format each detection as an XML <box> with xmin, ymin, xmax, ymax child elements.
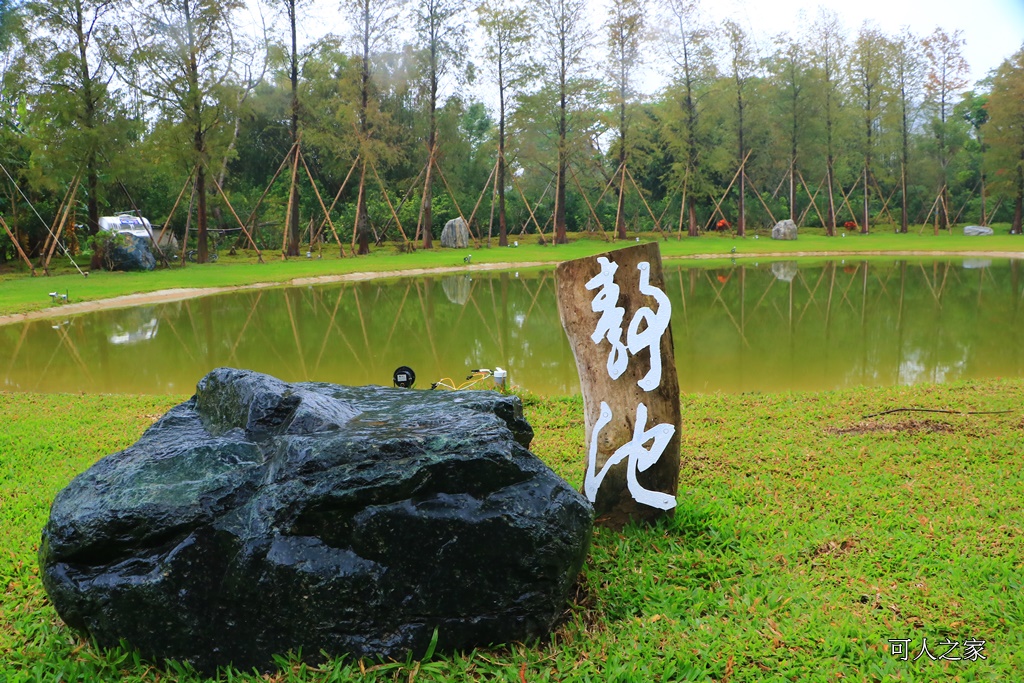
<box><xmin>861</xmin><ymin>407</ymin><xmax>1013</xmax><ymax>420</ymax></box>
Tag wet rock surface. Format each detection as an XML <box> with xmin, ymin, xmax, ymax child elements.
<box><xmin>105</xmin><ymin>233</ymin><xmax>157</xmax><ymax>271</ymax></box>
<box><xmin>39</xmin><ymin>368</ymin><xmax>592</xmax><ymax>674</ymax></box>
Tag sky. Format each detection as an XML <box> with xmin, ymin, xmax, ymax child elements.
<box><xmin>261</xmin><ymin>0</ymin><xmax>1024</xmax><ymax>97</ymax></box>
<box><xmin>705</xmin><ymin>0</ymin><xmax>1024</xmax><ymax>84</ymax></box>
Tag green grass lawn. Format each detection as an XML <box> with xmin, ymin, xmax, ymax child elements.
<box><xmin>2</xmin><ymin>226</ymin><xmax>1022</xmax><ymax>318</ymax></box>
<box><xmin>2</xmin><ymin>380</ymin><xmax>1022</xmax><ymax>681</ymax></box>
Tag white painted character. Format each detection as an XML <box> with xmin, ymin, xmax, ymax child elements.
<box><xmin>585</xmin><ymin>257</ymin><xmax>628</xmax><ymax>380</ymax></box>
<box><xmin>585</xmin><ymin>401</ymin><xmax>677</xmax><ymax>510</ymax></box>
<box><xmin>626</xmin><ymin>261</ymin><xmax>671</xmax><ymax>392</ymax></box>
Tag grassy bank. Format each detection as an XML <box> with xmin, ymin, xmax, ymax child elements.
<box><xmin>3</xmin><ymin>227</ymin><xmax>1023</xmax><ymax>318</ymax></box>
<box><xmin>2</xmin><ymin>379</ymin><xmax>1022</xmax><ymax>681</ymax></box>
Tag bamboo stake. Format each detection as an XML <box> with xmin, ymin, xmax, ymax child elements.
<box><xmin>464</xmin><ymin>158</ymin><xmax>499</xmax><ymax>238</ymax></box>
<box><xmin>298</xmin><ymin>148</ymin><xmax>345</xmax><ymax>256</ymax></box>
<box><xmin>210</xmin><ymin>175</ymin><xmax>265</xmax><ymax>263</ymax></box>
<box><xmin>44</xmin><ymin>176</ymin><xmax>80</xmax><ymax>274</ymax></box>
<box><xmin>312</xmin><ymin>154</ymin><xmax>360</xmax><ymax>244</ymax></box>
<box><xmin>40</xmin><ymin>171</ymin><xmax>81</xmax><ymax>260</ymax></box>
<box><xmin>432</xmin><ymin>159</ymin><xmax>481</xmax><ymax>247</ymax></box>
<box><xmin>368</xmin><ymin>157</ymin><xmax>411</xmax><ymax>245</ymax></box>
<box><xmin>742</xmin><ymin>171</ymin><xmax>777</xmax><ymax>226</ymax></box>
<box><xmin>180</xmin><ymin>181</ymin><xmax>197</xmax><ymax>265</ymax></box>
<box><xmin>797</xmin><ymin>170</ymin><xmax>828</xmax><ymax>229</ymax></box>
<box><xmin>570</xmin><ymin>164</ymin><xmax>611</xmax><ymax>240</ymax></box>
<box><xmin>510</xmin><ymin>170</ymin><xmax>547</xmax><ymax>241</ymax></box>
<box><xmin>240</xmin><ymin>143</ymin><xmax>298</xmax><ymax>245</ymax></box>
<box><xmin>703</xmin><ymin>150</ymin><xmax>752</xmax><ymax>232</ymax></box>
<box><xmin>626</xmin><ymin>166</ymin><xmax>666</xmax><ymax>235</ymax></box>
<box><xmin>0</xmin><ymin>215</ymin><xmax>35</xmax><ymax>275</ymax></box>
<box><xmin>837</xmin><ymin>177</ymin><xmax>861</xmax><ymax>225</ymax></box>
<box><xmin>283</xmin><ymin>145</ymin><xmax>301</xmax><ymax>257</ymax></box>
<box><xmin>156</xmin><ymin>165</ymin><xmax>197</xmax><ymax>248</ymax></box>
<box><xmin>677</xmin><ymin>171</ymin><xmax>690</xmax><ymax>239</ymax></box>
<box><xmin>374</xmin><ymin>162</ymin><xmax>424</xmax><ymax>246</ymax></box>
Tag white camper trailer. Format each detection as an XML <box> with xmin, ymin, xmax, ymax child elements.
<box><xmin>98</xmin><ymin>213</ymin><xmax>176</xmax><ymax>248</ymax></box>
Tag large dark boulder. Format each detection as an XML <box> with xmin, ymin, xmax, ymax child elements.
<box><xmin>39</xmin><ymin>368</ymin><xmax>592</xmax><ymax>674</ymax></box>
<box><xmin>104</xmin><ymin>233</ymin><xmax>156</xmax><ymax>271</ymax></box>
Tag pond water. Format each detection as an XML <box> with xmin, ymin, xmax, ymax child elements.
<box><xmin>3</xmin><ymin>258</ymin><xmax>1023</xmax><ymax>396</ymax></box>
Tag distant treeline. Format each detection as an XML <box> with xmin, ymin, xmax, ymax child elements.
<box><xmin>1</xmin><ymin>0</ymin><xmax>1022</xmax><ymax>263</ymax></box>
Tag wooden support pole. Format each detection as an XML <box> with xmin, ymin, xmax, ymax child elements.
<box><xmin>156</xmin><ymin>165</ymin><xmax>197</xmax><ymax>249</ymax></box>
<box><xmin>626</xmin><ymin>166</ymin><xmax>666</xmax><ymax>235</ymax></box>
<box><xmin>298</xmin><ymin>148</ymin><xmax>345</xmax><ymax>256</ymax></box>
<box><xmin>43</xmin><ymin>178</ymin><xmax>81</xmax><ymax>274</ymax></box>
<box><xmin>570</xmin><ymin>164</ymin><xmax>611</xmax><ymax>240</ymax></box>
<box><xmin>312</xmin><ymin>154</ymin><xmax>360</xmax><ymax>244</ymax></box>
<box><xmin>40</xmin><ymin>171</ymin><xmax>81</xmax><ymax>260</ymax></box>
<box><xmin>677</xmin><ymin>171</ymin><xmax>690</xmax><ymax>240</ymax></box>
<box><xmin>510</xmin><ymin>170</ymin><xmax>547</xmax><ymax>241</ymax></box>
<box><xmin>742</xmin><ymin>171</ymin><xmax>777</xmax><ymax>226</ymax></box>
<box><xmin>432</xmin><ymin>159</ymin><xmax>481</xmax><ymax>247</ymax></box>
<box><xmin>180</xmin><ymin>181</ymin><xmax>197</xmax><ymax>265</ymax></box>
<box><xmin>283</xmin><ymin>144</ymin><xmax>301</xmax><ymax>257</ymax></box>
<box><xmin>368</xmin><ymin>157</ymin><xmax>411</xmax><ymax>245</ymax></box>
<box><xmin>241</xmin><ymin>143</ymin><xmax>298</xmax><ymax>245</ymax></box>
<box><xmin>1</xmin><ymin>215</ymin><xmax>35</xmax><ymax>275</ymax></box>
<box><xmin>703</xmin><ymin>150</ymin><xmax>751</xmax><ymax>232</ymax></box>
<box><xmin>464</xmin><ymin>158</ymin><xmax>499</xmax><ymax>239</ymax></box>
<box><xmin>797</xmin><ymin>170</ymin><xmax>828</xmax><ymax>229</ymax></box>
<box><xmin>210</xmin><ymin>175</ymin><xmax>265</xmax><ymax>263</ymax></box>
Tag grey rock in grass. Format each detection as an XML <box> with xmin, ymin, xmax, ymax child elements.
<box><xmin>38</xmin><ymin>367</ymin><xmax>592</xmax><ymax>674</ymax></box>
<box><xmin>440</xmin><ymin>217</ymin><xmax>470</xmax><ymax>248</ymax></box>
<box><xmin>963</xmin><ymin>225</ymin><xmax>994</xmax><ymax>236</ymax></box>
<box><xmin>771</xmin><ymin>219</ymin><xmax>798</xmax><ymax>240</ymax></box>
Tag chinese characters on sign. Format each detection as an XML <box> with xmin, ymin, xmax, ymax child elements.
<box><xmin>888</xmin><ymin>638</ymin><xmax>987</xmax><ymax>662</ymax></box>
<box><xmin>583</xmin><ymin>256</ymin><xmax>675</xmax><ymax>511</ymax></box>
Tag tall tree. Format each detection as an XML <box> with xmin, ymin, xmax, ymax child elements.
<box><xmin>722</xmin><ymin>19</ymin><xmax>756</xmax><ymax>237</ymax></box>
<box><xmin>413</xmin><ymin>0</ymin><xmax>465</xmax><ymax>249</ymax></box>
<box><xmin>535</xmin><ymin>0</ymin><xmax>592</xmax><ymax>244</ymax></box>
<box><xmin>27</xmin><ymin>0</ymin><xmax>122</xmax><ymax>240</ymax></box>
<box><xmin>984</xmin><ymin>46</ymin><xmax>1024</xmax><ymax>234</ymax></box>
<box><xmin>605</xmin><ymin>0</ymin><xmax>646</xmax><ymax>240</ymax></box>
<box><xmin>281</xmin><ymin>0</ymin><xmax>304</xmax><ymax>257</ymax></box>
<box><xmin>808</xmin><ymin>9</ymin><xmax>846</xmax><ymax>236</ymax></box>
<box><xmin>0</xmin><ymin>0</ymin><xmax>28</xmax><ymax>256</ymax></box>
<box><xmin>767</xmin><ymin>33</ymin><xmax>809</xmax><ymax>224</ymax></box>
<box><xmin>923</xmin><ymin>27</ymin><xmax>969</xmax><ymax>231</ymax></box>
<box><xmin>661</xmin><ymin>0</ymin><xmax>713</xmax><ymax>236</ymax></box>
<box><xmin>129</xmin><ymin>0</ymin><xmax>245</xmax><ymax>263</ymax></box>
<box><xmin>889</xmin><ymin>28</ymin><xmax>924</xmax><ymax>233</ymax></box>
<box><xmin>478</xmin><ymin>1</ymin><xmax>531</xmax><ymax>247</ymax></box>
<box><xmin>850</xmin><ymin>22</ymin><xmax>890</xmax><ymax>233</ymax></box>
<box><xmin>958</xmin><ymin>88</ymin><xmax>989</xmax><ymax>224</ymax></box>
<box><xmin>343</xmin><ymin>0</ymin><xmax>404</xmax><ymax>254</ymax></box>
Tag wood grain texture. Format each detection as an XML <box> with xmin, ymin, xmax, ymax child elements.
<box><xmin>556</xmin><ymin>243</ymin><xmax>681</xmax><ymax>528</ymax></box>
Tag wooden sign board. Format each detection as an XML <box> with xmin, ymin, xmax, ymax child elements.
<box><xmin>555</xmin><ymin>243</ymin><xmax>681</xmax><ymax>528</ymax></box>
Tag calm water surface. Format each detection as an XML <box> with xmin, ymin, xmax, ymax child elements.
<box><xmin>3</xmin><ymin>258</ymin><xmax>1023</xmax><ymax>396</ymax></box>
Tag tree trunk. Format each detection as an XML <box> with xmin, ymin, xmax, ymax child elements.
<box><xmin>615</xmin><ymin>97</ymin><xmax>627</xmax><ymax>240</ymax></box>
<box><xmin>554</xmin><ymin>83</ymin><xmax>568</xmax><ymax>244</ymax></box>
<box><xmin>286</xmin><ymin>0</ymin><xmax>300</xmax><ymax>257</ymax></box>
<box><xmin>196</xmin><ymin>159</ymin><xmax>208</xmax><ymax>263</ymax></box>
<box><xmin>555</xmin><ymin>242</ymin><xmax>680</xmax><ymax>529</ymax></box>
<box><xmin>356</xmin><ymin>161</ymin><xmax>369</xmax><ymax>255</ymax></box>
<box><xmin>498</xmin><ymin>61</ymin><xmax>508</xmax><ymax>247</ymax></box>
<box><xmin>900</xmin><ymin>161</ymin><xmax>909</xmax><ymax>233</ymax></box>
